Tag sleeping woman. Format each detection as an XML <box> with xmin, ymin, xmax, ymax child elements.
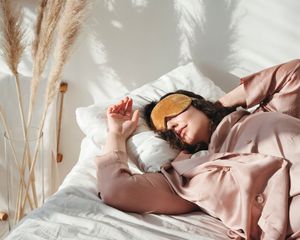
<box><xmin>95</xmin><ymin>59</ymin><xmax>300</xmax><ymax>239</ymax></box>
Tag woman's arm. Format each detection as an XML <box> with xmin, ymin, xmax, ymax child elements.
<box><xmin>102</xmin><ymin>96</ymin><xmax>139</xmax><ymax>154</ymax></box>
<box><xmin>218</xmin><ymin>84</ymin><xmax>246</xmax><ymax>108</ymax></box>
<box><xmin>95</xmin><ymin>97</ymin><xmax>197</xmax><ymax>214</ymax></box>
<box><xmin>219</xmin><ymin>59</ymin><xmax>300</xmax><ymax>118</ymax></box>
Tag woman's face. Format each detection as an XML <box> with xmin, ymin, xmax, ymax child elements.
<box><xmin>165</xmin><ymin>105</ymin><xmax>211</xmax><ymax>145</ymax></box>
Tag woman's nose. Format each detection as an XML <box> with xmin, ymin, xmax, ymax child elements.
<box><xmin>166</xmin><ymin>118</ymin><xmax>177</xmax><ymax>130</ymax></box>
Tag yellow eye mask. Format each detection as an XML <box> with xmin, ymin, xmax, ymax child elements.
<box><xmin>150</xmin><ymin>94</ymin><xmax>192</xmax><ymax>131</ymax></box>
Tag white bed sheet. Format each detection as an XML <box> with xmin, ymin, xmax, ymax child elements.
<box><xmin>6</xmin><ymin>137</ymin><xmax>230</xmax><ymax>240</ymax></box>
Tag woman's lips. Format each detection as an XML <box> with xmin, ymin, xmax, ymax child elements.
<box><xmin>177</xmin><ymin>126</ymin><xmax>186</xmax><ymax>139</ymax></box>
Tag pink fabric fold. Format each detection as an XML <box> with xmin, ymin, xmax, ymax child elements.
<box><xmin>161</xmin><ymin>59</ymin><xmax>300</xmax><ymax>239</ymax></box>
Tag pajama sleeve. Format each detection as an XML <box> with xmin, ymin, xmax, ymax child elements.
<box><xmin>240</xmin><ymin>59</ymin><xmax>300</xmax><ymax>118</ymax></box>
<box><xmin>95</xmin><ymin>150</ymin><xmax>197</xmax><ymax>214</ymax></box>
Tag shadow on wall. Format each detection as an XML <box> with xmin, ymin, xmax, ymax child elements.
<box><xmin>188</xmin><ymin>0</ymin><xmax>242</xmax><ymax>92</ymax></box>
<box><xmin>56</xmin><ymin>0</ymin><xmax>247</xmax><ymax>105</ymax></box>
<box><xmin>49</xmin><ymin>0</ymin><xmax>182</xmax><ymax>181</ymax></box>
<box><xmin>89</xmin><ymin>0</ymin><xmax>180</xmax><ymax>92</ymax></box>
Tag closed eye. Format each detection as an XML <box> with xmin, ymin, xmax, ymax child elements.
<box><xmin>164</xmin><ymin>107</ymin><xmax>189</xmax><ymax>129</ymax></box>
<box><xmin>164</xmin><ymin>116</ymin><xmax>175</xmax><ymax>129</ymax></box>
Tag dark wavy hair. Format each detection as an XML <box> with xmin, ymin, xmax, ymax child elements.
<box><xmin>143</xmin><ymin>90</ymin><xmax>235</xmax><ymax>153</ymax></box>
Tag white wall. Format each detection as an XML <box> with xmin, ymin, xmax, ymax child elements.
<box><xmin>1</xmin><ymin>0</ymin><xmax>300</xmax><ymax>185</ymax></box>
<box><xmin>58</xmin><ymin>0</ymin><xmax>300</xmax><ymax>183</ymax></box>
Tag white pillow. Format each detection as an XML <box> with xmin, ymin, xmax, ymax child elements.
<box><xmin>76</xmin><ymin>62</ymin><xmax>225</xmax><ymax>172</ymax></box>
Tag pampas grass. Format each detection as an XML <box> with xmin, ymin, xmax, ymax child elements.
<box><xmin>0</xmin><ymin>0</ymin><xmax>26</xmax><ymax>134</ymax></box>
<box><xmin>31</xmin><ymin>0</ymin><xmax>48</xmax><ymax>58</ymax></box>
<box><xmin>0</xmin><ymin>0</ymin><xmax>24</xmax><ymax>75</ymax></box>
<box><xmin>1</xmin><ymin>0</ymin><xmax>87</xmax><ymax>222</ymax></box>
<box><xmin>16</xmin><ymin>0</ymin><xmax>65</xmax><ymax>220</ymax></box>
<box><xmin>20</xmin><ymin>0</ymin><xmax>88</xmax><ymax>216</ymax></box>
<box><xmin>0</xmin><ymin>0</ymin><xmax>36</xmax><ymax>216</ymax></box>
<box><xmin>46</xmin><ymin>0</ymin><xmax>87</xmax><ymax>105</ymax></box>
<box><xmin>27</xmin><ymin>0</ymin><xmax>65</xmax><ymax>129</ymax></box>
<box><xmin>18</xmin><ymin>0</ymin><xmax>64</xmax><ymax>214</ymax></box>
<box><xmin>23</xmin><ymin>0</ymin><xmax>64</xmax><ymax>212</ymax></box>
<box><xmin>0</xmin><ymin>0</ymin><xmax>45</xmax><ymax>212</ymax></box>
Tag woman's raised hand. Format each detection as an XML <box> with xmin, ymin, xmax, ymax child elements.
<box><xmin>107</xmin><ymin>96</ymin><xmax>139</xmax><ymax>140</ymax></box>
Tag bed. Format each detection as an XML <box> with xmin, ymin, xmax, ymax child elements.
<box><xmin>5</xmin><ymin>62</ymin><xmax>232</xmax><ymax>240</ymax></box>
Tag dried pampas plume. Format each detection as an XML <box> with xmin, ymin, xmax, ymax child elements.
<box><xmin>0</xmin><ymin>0</ymin><xmax>26</xmax><ymax>129</ymax></box>
<box><xmin>31</xmin><ymin>0</ymin><xmax>48</xmax><ymax>58</ymax></box>
<box><xmin>46</xmin><ymin>0</ymin><xmax>87</xmax><ymax>105</ymax></box>
<box><xmin>0</xmin><ymin>0</ymin><xmax>36</xmax><ymax>219</ymax></box>
<box><xmin>21</xmin><ymin>0</ymin><xmax>88</xmax><ymax>211</ymax></box>
<box><xmin>27</xmin><ymin>0</ymin><xmax>64</xmax><ymax>128</ymax></box>
<box><xmin>0</xmin><ymin>0</ymin><xmax>25</xmax><ymax>75</ymax></box>
<box><xmin>17</xmin><ymin>0</ymin><xmax>65</xmax><ymax>218</ymax></box>
<box><xmin>0</xmin><ymin>0</ymin><xmax>27</xmax><ymax>154</ymax></box>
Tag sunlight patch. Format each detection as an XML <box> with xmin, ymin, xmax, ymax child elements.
<box><xmin>132</xmin><ymin>0</ymin><xmax>148</xmax><ymax>8</ymax></box>
<box><xmin>111</xmin><ymin>20</ymin><xmax>123</xmax><ymax>29</ymax></box>
<box><xmin>104</xmin><ymin>0</ymin><xmax>116</xmax><ymax>12</ymax></box>
<box><xmin>174</xmin><ymin>0</ymin><xmax>204</xmax><ymax>64</ymax></box>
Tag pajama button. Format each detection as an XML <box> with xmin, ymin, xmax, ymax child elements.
<box><xmin>256</xmin><ymin>194</ymin><xmax>264</xmax><ymax>204</ymax></box>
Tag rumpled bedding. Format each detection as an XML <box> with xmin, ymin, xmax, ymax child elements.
<box><xmin>6</xmin><ymin>137</ymin><xmax>230</xmax><ymax>240</ymax></box>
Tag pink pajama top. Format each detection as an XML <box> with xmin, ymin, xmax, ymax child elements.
<box><xmin>96</xmin><ymin>59</ymin><xmax>300</xmax><ymax>240</ymax></box>
<box><xmin>161</xmin><ymin>59</ymin><xmax>300</xmax><ymax>239</ymax></box>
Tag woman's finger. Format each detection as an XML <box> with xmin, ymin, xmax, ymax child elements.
<box><xmin>117</xmin><ymin>97</ymin><xmax>128</xmax><ymax>115</ymax></box>
<box><xmin>108</xmin><ymin>105</ymin><xmax>116</xmax><ymax>113</ymax></box>
<box><xmin>125</xmin><ymin>98</ymin><xmax>133</xmax><ymax>116</ymax></box>
<box><xmin>115</xmin><ymin>100</ymin><xmax>125</xmax><ymax>112</ymax></box>
<box><xmin>131</xmin><ymin>109</ymin><xmax>139</xmax><ymax>127</ymax></box>
<box><xmin>108</xmin><ymin>97</ymin><xmax>130</xmax><ymax>115</ymax></box>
